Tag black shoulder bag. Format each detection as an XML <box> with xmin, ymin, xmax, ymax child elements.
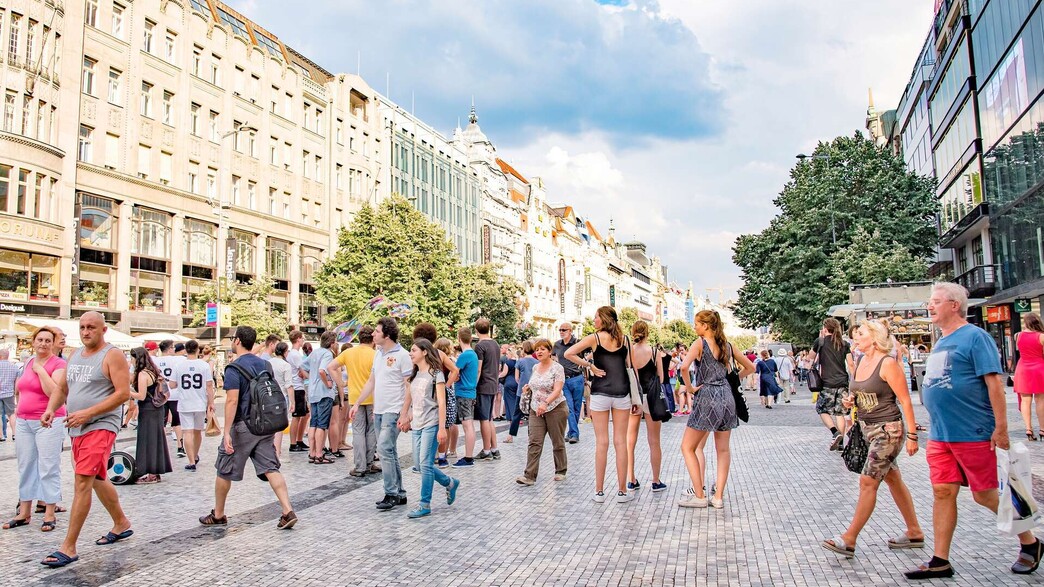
<box><xmin>725</xmin><ymin>344</ymin><xmax>749</xmax><ymax>423</ymax></box>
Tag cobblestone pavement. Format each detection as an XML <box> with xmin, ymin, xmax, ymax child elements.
<box><xmin>1</xmin><ymin>385</ymin><xmax>1041</xmax><ymax>586</ymax></box>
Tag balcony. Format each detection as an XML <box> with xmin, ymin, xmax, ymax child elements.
<box><xmin>954</xmin><ymin>264</ymin><xmax>998</xmax><ymax>298</ymax></box>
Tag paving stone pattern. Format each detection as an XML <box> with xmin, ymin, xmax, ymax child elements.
<box><xmin>0</xmin><ymin>386</ymin><xmax>1041</xmax><ymax>586</ymax></box>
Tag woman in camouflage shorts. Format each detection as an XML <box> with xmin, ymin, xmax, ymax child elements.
<box><xmin>822</xmin><ymin>321</ymin><xmax>924</xmax><ymax>559</ymax></box>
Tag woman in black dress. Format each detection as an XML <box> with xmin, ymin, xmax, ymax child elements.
<box><xmin>129</xmin><ymin>347</ymin><xmax>172</xmax><ymax>484</ymax></box>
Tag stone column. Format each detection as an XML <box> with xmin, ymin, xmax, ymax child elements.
<box><xmin>116</xmin><ymin>201</ymin><xmax>133</xmax><ymax>311</ymax></box>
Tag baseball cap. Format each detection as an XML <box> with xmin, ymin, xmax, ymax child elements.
<box><xmin>174</xmin><ymin>343</ymin><xmax>186</xmax><ymax>353</ymax></box>
<box><xmin>143</xmin><ymin>341</ymin><xmax>159</xmax><ymax>351</ymax></box>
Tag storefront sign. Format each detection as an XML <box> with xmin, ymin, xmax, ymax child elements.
<box><xmin>986</xmin><ymin>305</ymin><xmax>1011</xmax><ymax>323</ymax></box>
<box><xmin>219</xmin><ymin>304</ymin><xmax>231</xmax><ymax>328</ymax></box>
<box><xmin>0</xmin><ymin>301</ymin><xmax>61</xmax><ymax>316</ymax></box>
<box><xmin>1014</xmin><ymin>298</ymin><xmax>1033</xmax><ymax>313</ymax></box>
<box><xmin>71</xmin><ymin>203</ymin><xmax>82</xmax><ymax>295</ymax></box>
<box><xmin>609</xmin><ymin>285</ymin><xmax>616</xmax><ymax>308</ymax></box>
<box><xmin>224</xmin><ymin>238</ymin><xmax>238</xmax><ymax>279</ymax></box>
<box><xmin>0</xmin><ymin>216</ymin><xmax>62</xmax><ymax>247</ymax></box>
<box><xmin>524</xmin><ymin>244</ymin><xmax>533</xmax><ymax>286</ymax></box>
<box><xmin>481</xmin><ymin>225</ymin><xmax>492</xmax><ymax>265</ymax></box>
<box><xmin>558</xmin><ymin>258</ymin><xmax>566</xmax><ymax>314</ymax></box>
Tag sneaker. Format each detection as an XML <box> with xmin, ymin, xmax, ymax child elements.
<box><xmin>298</xmin><ymin>441</ymin><xmax>309</xmax><ymax>450</ymax></box>
<box><xmin>592</xmin><ymin>491</ymin><xmax>607</xmax><ymax>503</ymax></box>
<box><xmin>447</xmin><ymin>451</ymin><xmax>457</xmax><ymax>459</ymax></box>
<box><xmin>407</xmin><ymin>507</ymin><xmax>431</xmax><ymax>519</ymax></box>
<box><xmin>375</xmin><ymin>495</ymin><xmax>399</xmax><ymax>511</ymax></box>
<box><xmin>651</xmin><ymin>482</ymin><xmax>667</xmax><ymax>492</ymax></box>
<box><xmin>288</xmin><ymin>445</ymin><xmax>303</xmax><ymax>452</ymax></box>
<box><xmin>349</xmin><ymin>469</ymin><xmax>367</xmax><ymax>477</ymax></box>
<box><xmin>176</xmin><ymin>447</ymin><xmax>186</xmax><ymax>458</ymax></box>
<box><xmin>490</xmin><ymin>449</ymin><xmax>501</xmax><ymax>460</ymax></box>
<box><xmin>394</xmin><ymin>495</ymin><xmax>408</xmax><ymax>505</ymax></box>
<box><xmin>516</xmin><ymin>476</ymin><xmax>535</xmax><ymax>486</ymax></box>
<box><xmin>627</xmin><ymin>480</ymin><xmax>641</xmax><ymax>492</ymax></box>
<box><xmin>475</xmin><ymin>451</ymin><xmax>493</xmax><ymax>461</ymax></box>
<box><xmin>277</xmin><ymin>510</ymin><xmax>298</xmax><ymax>529</ymax></box>
<box><xmin>710</xmin><ymin>497</ymin><xmax>724</xmax><ymax>509</ymax></box>
<box><xmin>184</xmin><ymin>464</ymin><xmax>197</xmax><ymax>471</ymax></box>
<box><xmin>446</xmin><ymin>478</ymin><xmax>460</xmax><ymax>505</ymax></box>
<box><xmin>566</xmin><ymin>436</ymin><xmax>579</xmax><ymax>444</ymax></box>
<box><xmin>616</xmin><ymin>491</ymin><xmax>635</xmax><ymax>503</ymax></box>
<box><xmin>554</xmin><ymin>473</ymin><xmax>567</xmax><ymax>481</ymax></box>
<box><xmin>830</xmin><ymin>433</ymin><xmax>844</xmax><ymax>451</ymax></box>
<box><xmin>436</xmin><ymin>457</ymin><xmax>449</xmax><ymax>469</ymax></box>
<box><xmin>411</xmin><ymin>466</ymin><xmax>420</xmax><ymax>474</ymax></box>
<box><xmin>451</xmin><ymin>458</ymin><xmax>474</xmax><ymax>468</ymax></box>
<box><xmin>678</xmin><ymin>495</ymin><xmax>709</xmax><ymax>508</ymax></box>
<box><xmin>367</xmin><ymin>464</ymin><xmax>383</xmax><ymax>474</ymax></box>
<box><xmin>1012</xmin><ymin>539</ymin><xmax>1043</xmax><ymax>574</ymax></box>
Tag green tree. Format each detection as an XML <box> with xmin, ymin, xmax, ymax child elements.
<box><xmin>465</xmin><ymin>264</ymin><xmax>525</xmax><ymax>342</ymax></box>
<box><xmin>189</xmin><ymin>275</ymin><xmax>289</xmax><ymax>340</ymax></box>
<box><xmin>733</xmin><ymin>132</ymin><xmax>936</xmax><ymax>346</ymax></box>
<box><xmin>730</xmin><ymin>334</ymin><xmax>758</xmax><ymax>352</ymax></box>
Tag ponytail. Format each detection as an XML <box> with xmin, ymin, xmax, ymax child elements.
<box><xmin>695</xmin><ymin>310</ymin><xmax>729</xmax><ymax>365</ymax></box>
<box><xmin>823</xmin><ymin>318</ymin><xmax>844</xmax><ymax>351</ymax></box>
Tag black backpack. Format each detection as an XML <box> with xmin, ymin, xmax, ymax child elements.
<box><xmin>225</xmin><ymin>362</ymin><xmax>288</xmax><ymax>436</ymax></box>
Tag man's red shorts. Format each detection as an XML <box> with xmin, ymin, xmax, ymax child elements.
<box><xmin>71</xmin><ymin>429</ymin><xmax>116</xmax><ymax>480</ymax></box>
<box><xmin>926</xmin><ymin>440</ymin><xmax>998</xmax><ymax>492</ymax></box>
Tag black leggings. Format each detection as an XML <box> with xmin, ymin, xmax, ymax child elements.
<box><xmin>165</xmin><ymin>400</ymin><xmax>181</xmax><ymax>427</ymax></box>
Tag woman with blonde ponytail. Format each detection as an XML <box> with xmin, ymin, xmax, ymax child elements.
<box><xmin>677</xmin><ymin>310</ymin><xmax>755</xmax><ymax>509</ymax></box>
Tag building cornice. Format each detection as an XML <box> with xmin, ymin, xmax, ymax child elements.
<box><xmin>0</xmin><ymin>133</ymin><xmax>65</xmax><ymax>159</ymax></box>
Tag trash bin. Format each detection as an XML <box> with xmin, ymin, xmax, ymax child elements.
<box><xmin>912</xmin><ymin>363</ymin><xmax>926</xmax><ymax>405</ymax></box>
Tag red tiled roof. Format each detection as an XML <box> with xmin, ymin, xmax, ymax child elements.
<box><xmin>496</xmin><ymin>158</ymin><xmax>530</xmax><ymax>184</ymax></box>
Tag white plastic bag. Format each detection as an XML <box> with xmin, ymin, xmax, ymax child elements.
<box><xmin>997</xmin><ymin>443</ymin><xmax>1043</xmax><ymax>536</ymax></box>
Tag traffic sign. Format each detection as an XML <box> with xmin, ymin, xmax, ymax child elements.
<box><xmin>1014</xmin><ymin>298</ymin><xmax>1033</xmax><ymax>313</ymax></box>
<box><xmin>205</xmin><ymin>302</ymin><xmax>218</xmax><ymax>326</ymax></box>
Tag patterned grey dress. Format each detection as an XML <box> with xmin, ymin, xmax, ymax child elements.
<box><xmin>687</xmin><ymin>339</ymin><xmax>739</xmax><ymax>432</ymax></box>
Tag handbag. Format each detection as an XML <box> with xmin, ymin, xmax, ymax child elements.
<box><xmin>624</xmin><ymin>337</ymin><xmax>643</xmax><ymax>408</ymax></box>
<box><xmin>144</xmin><ymin>371</ymin><xmax>169</xmax><ymax>408</ymax></box>
<box><xmin>842</xmin><ymin>422</ymin><xmax>869</xmax><ymax>474</ymax></box>
<box><xmin>204</xmin><ymin>414</ymin><xmax>222</xmax><ymax>437</ymax></box>
<box><xmin>807</xmin><ymin>360</ymin><xmax>824</xmax><ymax>392</ymax></box>
<box><xmin>726</xmin><ymin>344</ymin><xmax>749</xmax><ymax>423</ymax></box>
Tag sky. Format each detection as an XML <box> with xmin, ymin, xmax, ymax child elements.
<box><xmin>228</xmin><ymin>0</ymin><xmax>936</xmax><ymax>301</ymax></box>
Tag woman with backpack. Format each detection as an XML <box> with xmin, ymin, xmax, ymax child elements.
<box><xmin>129</xmin><ymin>347</ymin><xmax>172</xmax><ymax>484</ymax></box>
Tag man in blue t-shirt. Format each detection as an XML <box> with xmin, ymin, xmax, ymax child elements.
<box><xmin>199</xmin><ymin>326</ymin><xmax>297</xmax><ymax>531</ymax></box>
<box><xmin>905</xmin><ymin>283</ymin><xmax>1040</xmax><ymax>580</ymax></box>
<box><xmin>452</xmin><ymin>327</ymin><xmax>480</xmax><ymax>467</ymax></box>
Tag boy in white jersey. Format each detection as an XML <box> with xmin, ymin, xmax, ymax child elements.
<box><xmin>169</xmin><ymin>339</ymin><xmax>214</xmax><ymax>470</ymax></box>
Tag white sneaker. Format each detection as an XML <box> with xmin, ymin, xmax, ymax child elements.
<box><xmin>615</xmin><ymin>491</ymin><xmax>635</xmax><ymax>503</ymax></box>
<box><xmin>592</xmin><ymin>491</ymin><xmax>607</xmax><ymax>503</ymax></box>
<box><xmin>678</xmin><ymin>495</ymin><xmax>709</xmax><ymax>508</ymax></box>
<box><xmin>710</xmin><ymin>497</ymin><xmax>724</xmax><ymax>509</ymax></box>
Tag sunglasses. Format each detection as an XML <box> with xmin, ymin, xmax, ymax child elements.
<box><xmin>559</xmin><ymin>328</ymin><xmax>570</xmax><ymax>332</ymax></box>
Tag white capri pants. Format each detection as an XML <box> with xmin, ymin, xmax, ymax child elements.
<box><xmin>16</xmin><ymin>417</ymin><xmax>66</xmax><ymax>504</ymax></box>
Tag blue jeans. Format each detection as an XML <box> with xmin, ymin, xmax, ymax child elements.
<box><xmin>563</xmin><ymin>375</ymin><xmax>585</xmax><ymax>440</ymax></box>
<box><xmin>411</xmin><ymin>426</ymin><xmax>451</xmax><ymax>506</ymax></box>
<box><xmin>503</xmin><ymin>385</ymin><xmax>519</xmax><ymax>428</ymax></box>
<box><xmin>375</xmin><ymin>412</ymin><xmax>404</xmax><ymax>498</ymax></box>
<box><xmin>662</xmin><ymin>382</ymin><xmax>677</xmax><ymax>413</ymax></box>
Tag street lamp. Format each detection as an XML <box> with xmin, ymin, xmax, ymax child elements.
<box><xmin>213</xmin><ymin>123</ymin><xmax>258</xmax><ymax>352</ymax></box>
<box><xmin>796</xmin><ymin>152</ymin><xmax>836</xmax><ymax>246</ymax></box>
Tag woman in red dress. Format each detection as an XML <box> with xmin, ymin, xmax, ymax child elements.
<box><xmin>1014</xmin><ymin>312</ymin><xmax>1044</xmax><ymax>440</ymax></box>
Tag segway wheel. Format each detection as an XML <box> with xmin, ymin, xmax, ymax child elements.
<box><xmin>108</xmin><ymin>451</ymin><xmax>138</xmax><ymax>485</ymax></box>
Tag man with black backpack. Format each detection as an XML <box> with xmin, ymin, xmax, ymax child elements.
<box><xmin>199</xmin><ymin>326</ymin><xmax>297</xmax><ymax>530</ymax></box>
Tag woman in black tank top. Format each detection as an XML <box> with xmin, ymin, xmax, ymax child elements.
<box><xmin>624</xmin><ymin>321</ymin><xmax>667</xmax><ymax>493</ymax></box>
<box><xmin>821</xmin><ymin>321</ymin><xmax>923</xmax><ymax>558</ymax></box>
<box><xmin>564</xmin><ymin>306</ymin><xmax>640</xmax><ymax>504</ymax></box>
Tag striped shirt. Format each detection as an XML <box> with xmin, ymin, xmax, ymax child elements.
<box><xmin>0</xmin><ymin>361</ymin><xmax>18</xmax><ymax>398</ymax></box>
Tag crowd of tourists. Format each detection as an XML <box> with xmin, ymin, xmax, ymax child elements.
<box><xmin>0</xmin><ymin>282</ymin><xmax>1041</xmax><ymax>580</ymax></box>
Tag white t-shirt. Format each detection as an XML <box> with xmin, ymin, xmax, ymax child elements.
<box><xmin>287</xmin><ymin>348</ymin><xmax>305</xmax><ymax>390</ymax></box>
<box><xmin>154</xmin><ymin>355</ymin><xmax>186</xmax><ymax>401</ymax></box>
<box><xmin>170</xmin><ymin>358</ymin><xmax>213</xmax><ymax>412</ymax></box>
<box><xmin>372</xmin><ymin>344</ymin><xmax>413</xmax><ymax>415</ymax></box>
<box><xmin>410</xmin><ymin>370</ymin><xmax>446</xmax><ymax>430</ymax></box>
<box><xmin>270</xmin><ymin>357</ymin><xmax>294</xmax><ymax>398</ymax></box>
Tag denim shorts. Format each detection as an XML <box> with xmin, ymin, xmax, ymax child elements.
<box><xmin>309</xmin><ymin>397</ymin><xmax>334</xmax><ymax>430</ymax></box>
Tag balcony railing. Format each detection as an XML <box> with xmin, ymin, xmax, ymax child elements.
<box><xmin>954</xmin><ymin>264</ymin><xmax>998</xmax><ymax>297</ymax></box>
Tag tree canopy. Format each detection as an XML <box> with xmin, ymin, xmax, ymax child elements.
<box><xmin>315</xmin><ymin>195</ymin><xmax>525</xmax><ymax>342</ymax></box>
<box><xmin>732</xmin><ymin>133</ymin><xmax>936</xmax><ymax>346</ymax></box>
<box><xmin>188</xmin><ymin>276</ymin><xmax>289</xmax><ymax>340</ymax></box>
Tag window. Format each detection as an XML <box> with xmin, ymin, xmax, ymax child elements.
<box><xmin>36</xmin><ymin>100</ymin><xmax>46</xmax><ymax>141</ymax></box>
<box><xmin>230</xmin><ymin>229</ymin><xmax>256</xmax><ymax>276</ymax></box>
<box><xmin>192</xmin><ymin>45</ymin><xmax>202</xmax><ymax>76</ymax></box>
<box><xmin>303</xmin><ymin>102</ymin><xmax>311</xmax><ymax>129</ymax></box>
<box><xmin>111</xmin><ymin>3</ymin><xmax>124</xmax><ymax>38</ymax></box>
<box><xmin>231</xmin><ymin>175</ymin><xmax>241</xmax><ymax>206</ymax></box>
<box><xmin>9</xmin><ymin>13</ymin><xmax>20</xmax><ymax>65</ymax></box>
<box><xmin>21</xmin><ymin>95</ymin><xmax>31</xmax><ymax>136</ymax></box>
<box><xmin>336</xmin><ymin>164</ymin><xmax>343</xmax><ymax>189</ymax></box>
<box><xmin>0</xmin><ymin>165</ymin><xmax>8</xmax><ymax>211</ymax></box>
<box><xmin>162</xmin><ymin>91</ymin><xmax>174</xmax><ymax>125</ymax></box>
<box><xmin>234</xmin><ymin>66</ymin><xmax>245</xmax><ymax>95</ymax></box>
<box><xmin>188</xmin><ymin>162</ymin><xmax>199</xmax><ymax>193</ymax></box>
<box><xmin>255</xmin><ymin>32</ymin><xmax>281</xmax><ymax>57</ymax></box>
<box><xmin>283</xmin><ymin>142</ymin><xmax>292</xmax><ymax>170</ymax></box>
<box><xmin>143</xmin><ymin>20</ymin><xmax>154</xmax><ymax>53</ymax></box>
<box><xmin>183</xmin><ymin>218</ymin><xmax>215</xmax><ymax>267</ymax></box>
<box><xmin>78</xmin><ymin>125</ymin><xmax>93</xmax><ymax>161</ymax></box>
<box><xmin>31</xmin><ymin>174</ymin><xmax>42</xmax><ymax>219</ymax></box>
<box><xmin>189</xmin><ymin>0</ymin><xmax>210</xmax><ymax>15</ymax></box>
<box><xmin>284</xmin><ymin>92</ymin><xmax>292</xmax><ymax>117</ymax></box>
<box><xmin>247</xmin><ymin>181</ymin><xmax>256</xmax><ymax>210</ymax></box>
<box><xmin>210</xmin><ymin>54</ymin><xmax>221</xmax><ymax>86</ymax></box>
<box><xmin>248</xmin><ymin>133</ymin><xmax>257</xmax><ymax>158</ymax></box>
<box><xmin>217</xmin><ymin>7</ymin><xmax>249</xmax><ymax>38</ymax></box>
<box><xmin>85</xmin><ymin>0</ymin><xmax>98</xmax><ymax>27</ymax></box>
<box><xmin>15</xmin><ymin>169</ymin><xmax>26</xmax><ymax>215</ymax></box>
<box><xmin>104</xmin><ymin>133</ymin><xmax>118</xmax><ymax>169</ymax></box>
<box><xmin>250</xmin><ymin>75</ymin><xmax>260</xmax><ymax>103</ymax></box>
<box><xmin>302</xmin><ymin>150</ymin><xmax>310</xmax><ymax>178</ymax></box>
<box><xmin>266</xmin><ymin>239</ymin><xmax>290</xmax><ymax>280</ymax></box>
<box><xmin>25</xmin><ymin>19</ymin><xmax>35</xmax><ymax>69</ymax></box>
<box><xmin>107</xmin><ymin>68</ymin><xmax>122</xmax><ymax>105</ymax></box>
<box><xmin>269</xmin><ymin>137</ymin><xmax>278</xmax><ymax>166</ymax></box>
<box><xmin>140</xmin><ymin>82</ymin><xmax>153</xmax><ymax>117</ymax></box>
<box><xmin>131</xmin><ymin>207</ymin><xmax>171</xmax><ymax>260</ymax></box>
<box><xmin>160</xmin><ymin>152</ymin><xmax>172</xmax><ymax>185</ymax></box>
<box><xmin>206</xmin><ymin>168</ymin><xmax>216</xmax><ymax>200</ymax></box>
<box><xmin>283</xmin><ymin>193</ymin><xmax>290</xmax><ymax>219</ymax></box>
<box><xmin>190</xmin><ymin>103</ymin><xmax>200</xmax><ymax>136</ymax></box>
<box><xmin>315</xmin><ymin>109</ymin><xmax>323</xmax><ymax>135</ymax></box>
<box><xmin>270</xmin><ymin>86</ymin><xmax>279</xmax><ymax>114</ymax></box>
<box><xmin>269</xmin><ymin>187</ymin><xmax>277</xmax><ymax>215</ymax></box>
<box><xmin>3</xmin><ymin>92</ymin><xmax>13</xmax><ymax>132</ymax></box>
<box><xmin>164</xmin><ymin>31</ymin><xmax>176</xmax><ymax>63</ymax></box>
<box><xmin>209</xmin><ymin>110</ymin><xmax>219</xmax><ymax>142</ymax></box>
<box><xmin>137</xmin><ymin>144</ymin><xmax>151</xmax><ymax>179</ymax></box>
<box><xmin>336</xmin><ymin>119</ymin><xmax>343</xmax><ymax>144</ymax></box>
<box><xmin>314</xmin><ymin>156</ymin><xmax>322</xmax><ymax>182</ymax></box>
<box><xmin>82</xmin><ymin>57</ymin><xmax>96</xmax><ymax>95</ymax></box>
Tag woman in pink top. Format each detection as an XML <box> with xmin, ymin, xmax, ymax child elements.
<box><xmin>3</xmin><ymin>326</ymin><xmax>67</xmax><ymax>532</ymax></box>
<box><xmin>1014</xmin><ymin>313</ymin><xmax>1044</xmax><ymax>440</ymax></box>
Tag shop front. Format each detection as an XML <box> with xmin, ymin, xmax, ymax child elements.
<box><xmin>0</xmin><ymin>213</ymin><xmax>65</xmax><ymax>334</ymax></box>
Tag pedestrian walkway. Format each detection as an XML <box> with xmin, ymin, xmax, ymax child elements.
<box><xmin>0</xmin><ymin>390</ymin><xmax>1039</xmax><ymax>586</ymax></box>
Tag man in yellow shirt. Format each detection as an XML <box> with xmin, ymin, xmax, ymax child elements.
<box><xmin>328</xmin><ymin>326</ymin><xmax>377</xmax><ymax>477</ymax></box>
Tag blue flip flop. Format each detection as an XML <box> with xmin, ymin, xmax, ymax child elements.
<box><xmin>95</xmin><ymin>529</ymin><xmax>133</xmax><ymax>545</ymax></box>
<box><xmin>40</xmin><ymin>551</ymin><xmax>79</xmax><ymax>568</ymax></box>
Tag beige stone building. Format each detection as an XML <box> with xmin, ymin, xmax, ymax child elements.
<box><xmin>0</xmin><ymin>0</ymin><xmax>382</xmax><ymax>339</ymax></box>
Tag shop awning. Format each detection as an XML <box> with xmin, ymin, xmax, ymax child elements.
<box><xmin>15</xmin><ymin>318</ymin><xmax>140</xmax><ymax>351</ymax></box>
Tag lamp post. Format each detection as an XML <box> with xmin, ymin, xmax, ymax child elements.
<box><xmin>796</xmin><ymin>152</ymin><xmax>836</xmax><ymax>246</ymax></box>
<box><xmin>214</xmin><ymin>124</ymin><xmax>258</xmax><ymax>352</ymax></box>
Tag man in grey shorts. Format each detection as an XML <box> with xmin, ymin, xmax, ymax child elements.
<box><xmin>198</xmin><ymin>326</ymin><xmax>297</xmax><ymax>530</ymax></box>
